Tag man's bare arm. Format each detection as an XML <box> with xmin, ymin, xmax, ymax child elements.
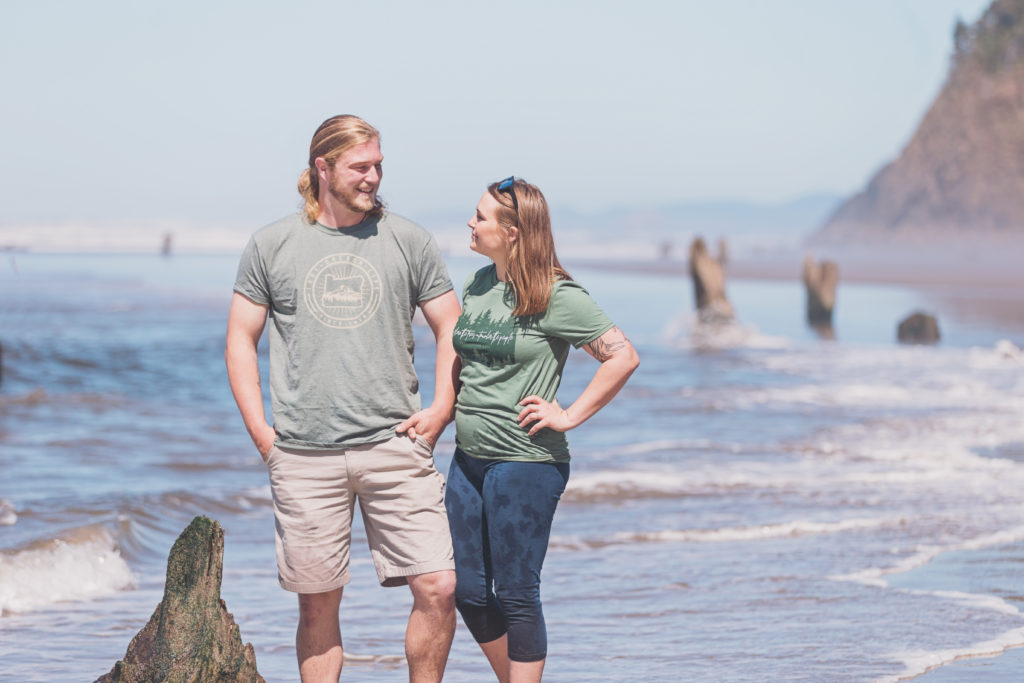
<box><xmin>225</xmin><ymin>292</ymin><xmax>276</xmax><ymax>457</ymax></box>
<box><xmin>396</xmin><ymin>290</ymin><xmax>461</xmax><ymax>444</ymax></box>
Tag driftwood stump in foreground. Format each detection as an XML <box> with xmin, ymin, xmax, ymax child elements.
<box><xmin>95</xmin><ymin>516</ymin><xmax>264</xmax><ymax>683</ymax></box>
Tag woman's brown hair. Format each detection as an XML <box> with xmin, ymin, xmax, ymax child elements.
<box><xmin>489</xmin><ymin>178</ymin><xmax>571</xmax><ymax>316</ymax></box>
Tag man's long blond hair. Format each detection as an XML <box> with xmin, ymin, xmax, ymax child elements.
<box><xmin>489</xmin><ymin>178</ymin><xmax>571</xmax><ymax>316</ymax></box>
<box><xmin>297</xmin><ymin>115</ymin><xmax>385</xmax><ymax>223</ymax></box>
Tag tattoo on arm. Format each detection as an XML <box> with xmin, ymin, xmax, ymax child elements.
<box><xmin>587</xmin><ymin>326</ymin><xmax>629</xmax><ymax>361</ymax></box>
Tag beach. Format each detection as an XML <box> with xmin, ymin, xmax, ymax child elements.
<box><xmin>2</xmin><ymin>247</ymin><xmax>1024</xmax><ymax>681</ymax></box>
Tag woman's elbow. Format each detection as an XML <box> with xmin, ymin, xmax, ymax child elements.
<box><xmin>617</xmin><ymin>344</ymin><xmax>640</xmax><ymax>376</ymax></box>
<box><xmin>627</xmin><ymin>347</ymin><xmax>640</xmax><ymax>373</ymax></box>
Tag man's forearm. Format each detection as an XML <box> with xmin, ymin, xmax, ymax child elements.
<box><xmin>430</xmin><ymin>333</ymin><xmax>459</xmax><ymax>420</ymax></box>
<box><xmin>225</xmin><ymin>336</ymin><xmax>272</xmax><ymax>443</ymax></box>
<box><xmin>419</xmin><ymin>290</ymin><xmax>462</xmax><ymax>422</ymax></box>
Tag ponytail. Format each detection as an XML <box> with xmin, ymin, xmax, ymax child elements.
<box><xmin>298</xmin><ymin>168</ymin><xmax>320</xmax><ymax>223</ymax></box>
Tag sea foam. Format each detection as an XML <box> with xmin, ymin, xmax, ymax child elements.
<box><xmin>551</xmin><ymin>516</ymin><xmax>895</xmax><ymax>550</ymax></box>
<box><xmin>876</xmin><ymin>625</ymin><xmax>1024</xmax><ymax>683</ymax></box>
<box><xmin>0</xmin><ymin>499</ymin><xmax>16</xmax><ymax>526</ymax></box>
<box><xmin>0</xmin><ymin>526</ymin><xmax>136</xmax><ymax>615</ymax></box>
<box><xmin>832</xmin><ymin>523</ymin><xmax>1024</xmax><ymax>587</ymax></box>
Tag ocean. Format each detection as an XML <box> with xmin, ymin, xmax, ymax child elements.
<box><xmin>2</xmin><ymin>250</ymin><xmax>1024</xmax><ymax>682</ymax></box>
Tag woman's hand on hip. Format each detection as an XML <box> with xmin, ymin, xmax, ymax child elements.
<box><xmin>518</xmin><ymin>395</ymin><xmax>574</xmax><ymax>435</ymax></box>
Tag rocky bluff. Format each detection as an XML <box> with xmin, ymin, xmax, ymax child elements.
<box><xmin>813</xmin><ymin>0</ymin><xmax>1024</xmax><ymax>245</ymax></box>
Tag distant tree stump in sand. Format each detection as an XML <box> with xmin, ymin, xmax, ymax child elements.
<box><xmin>689</xmin><ymin>237</ymin><xmax>734</xmax><ymax>323</ymax></box>
<box><xmin>897</xmin><ymin>312</ymin><xmax>941</xmax><ymax>345</ymax></box>
<box><xmin>716</xmin><ymin>237</ymin><xmax>729</xmax><ymax>268</ymax></box>
<box><xmin>802</xmin><ymin>256</ymin><xmax>839</xmax><ymax>328</ymax></box>
<box><xmin>95</xmin><ymin>516</ymin><xmax>264</xmax><ymax>683</ymax></box>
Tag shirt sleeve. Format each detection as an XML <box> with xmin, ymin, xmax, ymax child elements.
<box><xmin>233</xmin><ymin>235</ymin><xmax>271</xmax><ymax>305</ymax></box>
<box><xmin>415</xmin><ymin>234</ymin><xmax>454</xmax><ymax>303</ymax></box>
<box><xmin>538</xmin><ymin>280</ymin><xmax>615</xmax><ymax>348</ymax></box>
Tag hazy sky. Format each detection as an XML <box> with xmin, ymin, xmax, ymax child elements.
<box><xmin>0</xmin><ymin>0</ymin><xmax>991</xmax><ymax>226</ymax></box>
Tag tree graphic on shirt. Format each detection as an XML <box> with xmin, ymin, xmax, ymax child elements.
<box><xmin>455</xmin><ymin>308</ymin><xmax>517</xmax><ymax>367</ymax></box>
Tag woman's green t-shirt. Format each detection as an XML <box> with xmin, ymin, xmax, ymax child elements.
<box><xmin>453</xmin><ymin>265</ymin><xmax>615</xmax><ymax>463</ymax></box>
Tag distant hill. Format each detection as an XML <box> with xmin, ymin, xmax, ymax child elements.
<box><xmin>812</xmin><ymin>0</ymin><xmax>1024</xmax><ymax>246</ymax></box>
<box><xmin>426</xmin><ymin>194</ymin><xmax>841</xmax><ymax>260</ymax></box>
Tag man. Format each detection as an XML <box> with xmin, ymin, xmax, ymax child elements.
<box><xmin>225</xmin><ymin>115</ymin><xmax>459</xmax><ymax>682</ymax></box>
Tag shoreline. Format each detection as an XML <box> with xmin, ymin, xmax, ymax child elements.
<box><xmin>6</xmin><ymin>242</ymin><xmax>1024</xmax><ymax>292</ymax></box>
<box><xmin>568</xmin><ymin>253</ymin><xmax>1024</xmax><ymax>291</ymax></box>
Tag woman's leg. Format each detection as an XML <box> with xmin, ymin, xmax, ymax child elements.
<box><xmin>445</xmin><ymin>449</ymin><xmax>509</xmax><ymax>680</ymax></box>
<box><xmin>482</xmin><ymin>460</ymin><xmax>569</xmax><ymax>680</ymax></box>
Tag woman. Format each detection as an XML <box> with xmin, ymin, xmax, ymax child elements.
<box><xmin>446</xmin><ymin>177</ymin><xmax>639</xmax><ymax>682</ymax></box>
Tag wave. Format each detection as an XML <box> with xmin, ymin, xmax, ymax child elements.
<box><xmin>659</xmin><ymin>313</ymin><xmax>790</xmax><ymax>351</ymax></box>
<box><xmin>759</xmin><ymin>341</ymin><xmax>1024</xmax><ymax>389</ymax></box>
<box><xmin>112</xmin><ymin>489</ymin><xmax>272</xmax><ymax>564</ymax></box>
<box><xmin>0</xmin><ymin>499</ymin><xmax>15</xmax><ymax>526</ymax></box>
<box><xmin>832</xmin><ymin>524</ymin><xmax>1024</xmax><ymax>587</ymax></box>
<box><xmin>550</xmin><ymin>517</ymin><xmax>893</xmax><ymax>550</ymax></box>
<box><xmin>0</xmin><ymin>485</ymin><xmax>273</xmax><ymax>616</ymax></box>
<box><xmin>875</xmin><ymin>625</ymin><xmax>1024</xmax><ymax>683</ymax></box>
<box><xmin>563</xmin><ymin>454</ymin><xmax>1020</xmax><ymax>503</ymax></box>
<box><xmin>0</xmin><ymin>525</ymin><xmax>136</xmax><ymax>616</ymax></box>
<box><xmin>968</xmin><ymin>339</ymin><xmax>1024</xmax><ymax>368</ymax></box>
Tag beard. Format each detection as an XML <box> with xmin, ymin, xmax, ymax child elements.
<box><xmin>328</xmin><ymin>176</ymin><xmax>377</xmax><ymax>214</ymax></box>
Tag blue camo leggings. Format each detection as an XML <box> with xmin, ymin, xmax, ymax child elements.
<box><xmin>444</xmin><ymin>448</ymin><xmax>570</xmax><ymax>663</ymax></box>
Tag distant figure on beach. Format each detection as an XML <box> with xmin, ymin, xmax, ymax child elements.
<box><xmin>225</xmin><ymin>115</ymin><xmax>460</xmax><ymax>682</ymax></box>
<box><xmin>447</xmin><ymin>177</ymin><xmax>639</xmax><ymax>681</ymax></box>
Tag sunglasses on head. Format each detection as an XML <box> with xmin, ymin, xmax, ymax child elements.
<box><xmin>497</xmin><ymin>176</ymin><xmax>519</xmax><ymax>215</ymax></box>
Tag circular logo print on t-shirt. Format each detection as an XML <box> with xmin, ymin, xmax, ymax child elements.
<box><xmin>303</xmin><ymin>253</ymin><xmax>382</xmax><ymax>328</ymax></box>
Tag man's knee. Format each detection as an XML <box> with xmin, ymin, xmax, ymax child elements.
<box><xmin>410</xmin><ymin>570</ymin><xmax>456</xmax><ymax>611</ymax></box>
<box><xmin>297</xmin><ymin>588</ymin><xmax>343</xmax><ymax>628</ymax></box>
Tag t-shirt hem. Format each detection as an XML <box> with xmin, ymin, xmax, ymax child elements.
<box><xmin>276</xmin><ymin>430</ymin><xmax>400</xmax><ymax>452</ymax></box>
<box><xmin>232</xmin><ymin>286</ymin><xmax>269</xmax><ymax>306</ymax></box>
<box><xmin>417</xmin><ymin>283</ymin><xmax>454</xmax><ymax>304</ymax></box>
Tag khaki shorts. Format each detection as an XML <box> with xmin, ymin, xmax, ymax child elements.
<box><xmin>266</xmin><ymin>433</ymin><xmax>454</xmax><ymax>593</ymax></box>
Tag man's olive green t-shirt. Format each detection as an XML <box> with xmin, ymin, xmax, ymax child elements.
<box><xmin>233</xmin><ymin>211</ymin><xmax>453</xmax><ymax>450</ymax></box>
<box><xmin>453</xmin><ymin>265</ymin><xmax>614</xmax><ymax>463</ymax></box>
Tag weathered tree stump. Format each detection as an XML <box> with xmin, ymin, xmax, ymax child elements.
<box><xmin>716</xmin><ymin>237</ymin><xmax>729</xmax><ymax>268</ymax></box>
<box><xmin>802</xmin><ymin>255</ymin><xmax>839</xmax><ymax>330</ymax></box>
<box><xmin>689</xmin><ymin>237</ymin><xmax>734</xmax><ymax>323</ymax></box>
<box><xmin>95</xmin><ymin>516</ymin><xmax>264</xmax><ymax>683</ymax></box>
<box><xmin>897</xmin><ymin>312</ymin><xmax>941</xmax><ymax>345</ymax></box>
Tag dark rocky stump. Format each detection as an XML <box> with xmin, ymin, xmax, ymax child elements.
<box><xmin>897</xmin><ymin>312</ymin><xmax>941</xmax><ymax>345</ymax></box>
<box><xmin>95</xmin><ymin>516</ymin><xmax>264</xmax><ymax>683</ymax></box>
